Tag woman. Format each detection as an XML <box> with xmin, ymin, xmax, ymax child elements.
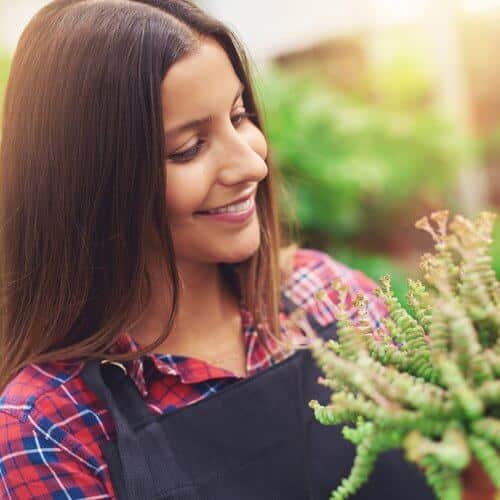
<box><xmin>0</xmin><ymin>1</ymin><xmax>436</xmax><ymax>498</ymax></box>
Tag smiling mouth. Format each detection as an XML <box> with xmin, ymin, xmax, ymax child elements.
<box><xmin>195</xmin><ymin>196</ymin><xmax>254</xmax><ymax>216</ymax></box>
<box><xmin>193</xmin><ymin>197</ymin><xmax>256</xmax><ymax>224</ymax></box>
<box><xmin>194</xmin><ymin>191</ymin><xmax>255</xmax><ymax>215</ymax></box>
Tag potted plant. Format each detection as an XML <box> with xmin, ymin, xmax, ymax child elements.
<box><xmin>296</xmin><ymin>211</ymin><xmax>499</xmax><ymax>499</ymax></box>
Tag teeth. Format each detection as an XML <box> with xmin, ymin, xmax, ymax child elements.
<box><xmin>207</xmin><ymin>198</ymin><xmax>252</xmax><ymax>214</ymax></box>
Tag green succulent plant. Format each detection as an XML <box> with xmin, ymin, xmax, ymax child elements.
<box><xmin>297</xmin><ymin>211</ymin><xmax>499</xmax><ymax>500</ymax></box>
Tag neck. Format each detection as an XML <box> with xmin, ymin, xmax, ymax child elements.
<box><xmin>128</xmin><ymin>253</ymin><xmax>242</xmax><ymax>357</ymax></box>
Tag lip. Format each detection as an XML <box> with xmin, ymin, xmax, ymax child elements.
<box><xmin>196</xmin><ymin>189</ymin><xmax>257</xmax><ymax>213</ymax></box>
<box><xmin>194</xmin><ymin>196</ymin><xmax>256</xmax><ymax>224</ymax></box>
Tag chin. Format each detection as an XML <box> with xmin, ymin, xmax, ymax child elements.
<box><xmin>218</xmin><ymin>238</ymin><xmax>261</xmax><ymax>264</ymax></box>
<box><xmin>220</xmin><ymin>247</ymin><xmax>259</xmax><ymax>264</ymax></box>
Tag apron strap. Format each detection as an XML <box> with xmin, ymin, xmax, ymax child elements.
<box><xmin>81</xmin><ymin>359</ymin><xmax>157</xmax><ymax>500</ymax></box>
<box><xmin>81</xmin><ymin>291</ymin><xmax>337</xmax><ymax>499</ymax></box>
<box><xmin>85</xmin><ymin>292</ymin><xmax>337</xmax><ymax>430</ymax></box>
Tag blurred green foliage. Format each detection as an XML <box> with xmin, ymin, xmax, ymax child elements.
<box><xmin>259</xmin><ymin>67</ymin><xmax>475</xmax><ymax>242</ymax></box>
<box><xmin>0</xmin><ymin>51</ymin><xmax>11</xmax><ymax>123</ymax></box>
<box><xmin>257</xmin><ymin>67</ymin><xmax>500</xmax><ymax>304</ymax></box>
<box><xmin>367</xmin><ymin>36</ymin><xmax>434</xmax><ymax>111</ymax></box>
<box><xmin>479</xmin><ymin>124</ymin><xmax>500</xmax><ymax>165</ymax></box>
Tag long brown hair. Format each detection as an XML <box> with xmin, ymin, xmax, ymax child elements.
<box><xmin>0</xmin><ymin>0</ymin><xmax>300</xmax><ymax>393</ymax></box>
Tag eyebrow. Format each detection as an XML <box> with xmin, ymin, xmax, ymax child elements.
<box><xmin>165</xmin><ymin>81</ymin><xmax>245</xmax><ymax>136</ymax></box>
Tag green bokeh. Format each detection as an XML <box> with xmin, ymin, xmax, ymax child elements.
<box><xmin>0</xmin><ymin>51</ymin><xmax>11</xmax><ymax>123</ymax></box>
<box><xmin>258</xmin><ymin>67</ymin><xmax>476</xmax><ymax>242</ymax></box>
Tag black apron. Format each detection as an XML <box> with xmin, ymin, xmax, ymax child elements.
<box><xmin>81</xmin><ymin>295</ymin><xmax>435</xmax><ymax>500</ymax></box>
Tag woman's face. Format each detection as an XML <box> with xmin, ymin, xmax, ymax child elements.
<box><xmin>161</xmin><ymin>37</ymin><xmax>268</xmax><ymax>266</ymax></box>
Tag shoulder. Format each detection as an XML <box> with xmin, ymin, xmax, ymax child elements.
<box><xmin>0</xmin><ymin>403</ymin><xmax>112</xmax><ymax>498</ymax></box>
<box><xmin>0</xmin><ymin>360</ymin><xmax>112</xmax><ymax>477</ymax></box>
<box><xmin>292</xmin><ymin>247</ymin><xmax>381</xmax><ymax>292</ymax></box>
<box><xmin>282</xmin><ymin>246</ymin><xmax>387</xmax><ymax>328</ymax></box>
<box><xmin>0</xmin><ymin>360</ymin><xmax>93</xmax><ymax>424</ymax></box>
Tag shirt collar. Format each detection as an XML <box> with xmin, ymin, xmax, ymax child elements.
<box><xmin>106</xmin><ymin>304</ymin><xmax>259</xmax><ymax>398</ymax></box>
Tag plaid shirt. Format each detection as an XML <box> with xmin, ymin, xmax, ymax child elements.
<box><xmin>0</xmin><ymin>249</ymin><xmax>387</xmax><ymax>499</ymax></box>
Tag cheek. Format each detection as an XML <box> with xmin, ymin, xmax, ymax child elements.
<box><xmin>251</xmin><ymin>127</ymin><xmax>268</xmax><ymax>161</ymax></box>
<box><xmin>165</xmin><ymin>168</ymin><xmax>204</xmax><ymax>215</ymax></box>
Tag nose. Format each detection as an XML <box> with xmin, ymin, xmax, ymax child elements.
<box><xmin>213</xmin><ymin>122</ymin><xmax>268</xmax><ymax>187</ymax></box>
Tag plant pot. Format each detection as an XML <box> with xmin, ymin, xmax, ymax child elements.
<box><xmin>461</xmin><ymin>457</ymin><xmax>497</xmax><ymax>500</ymax></box>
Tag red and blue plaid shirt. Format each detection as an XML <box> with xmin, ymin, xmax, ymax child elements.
<box><xmin>0</xmin><ymin>249</ymin><xmax>387</xmax><ymax>499</ymax></box>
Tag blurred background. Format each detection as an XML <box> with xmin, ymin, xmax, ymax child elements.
<box><xmin>1</xmin><ymin>0</ymin><xmax>499</xmax><ymax>306</ymax></box>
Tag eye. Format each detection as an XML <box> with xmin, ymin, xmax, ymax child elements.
<box><xmin>167</xmin><ymin>140</ymin><xmax>205</xmax><ymax>164</ymax></box>
<box><xmin>231</xmin><ymin>110</ymin><xmax>256</xmax><ymax>127</ymax></box>
<box><xmin>166</xmin><ymin>111</ymin><xmax>257</xmax><ymax>164</ymax></box>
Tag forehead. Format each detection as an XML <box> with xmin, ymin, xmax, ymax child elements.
<box><xmin>161</xmin><ymin>38</ymin><xmax>242</xmax><ymax>128</ymax></box>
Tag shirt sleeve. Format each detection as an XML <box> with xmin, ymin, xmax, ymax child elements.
<box><xmin>0</xmin><ymin>410</ymin><xmax>113</xmax><ymax>499</ymax></box>
<box><xmin>320</xmin><ymin>250</ymin><xmax>389</xmax><ymax>331</ymax></box>
<box><xmin>284</xmin><ymin>248</ymin><xmax>388</xmax><ymax>342</ymax></box>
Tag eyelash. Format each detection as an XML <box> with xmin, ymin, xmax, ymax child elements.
<box><xmin>167</xmin><ymin>111</ymin><xmax>256</xmax><ymax>163</ymax></box>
